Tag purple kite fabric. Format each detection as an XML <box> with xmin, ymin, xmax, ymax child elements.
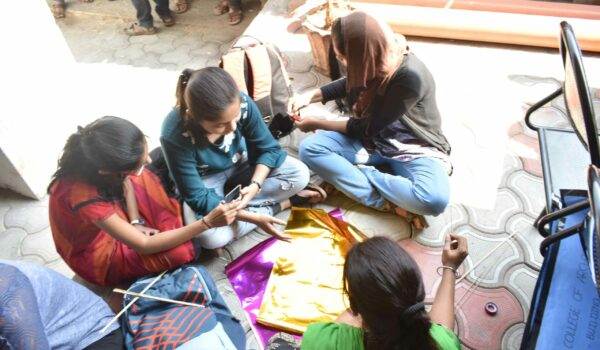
<box><xmin>225</xmin><ymin>237</ymin><xmax>293</xmax><ymax>347</ymax></box>
<box><xmin>225</xmin><ymin>208</ymin><xmax>346</xmax><ymax>348</ymax></box>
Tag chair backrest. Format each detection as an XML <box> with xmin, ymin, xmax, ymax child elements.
<box><xmin>559</xmin><ymin>21</ymin><xmax>600</xmax><ymax>166</ymax></box>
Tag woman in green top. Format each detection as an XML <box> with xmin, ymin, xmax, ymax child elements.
<box><xmin>161</xmin><ymin>67</ymin><xmax>326</xmax><ymax>249</ymax></box>
<box><xmin>298</xmin><ymin>234</ymin><xmax>468</xmax><ymax>350</ymax></box>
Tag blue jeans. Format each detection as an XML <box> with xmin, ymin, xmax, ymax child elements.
<box><xmin>131</xmin><ymin>0</ymin><xmax>170</xmax><ymax>28</ymax></box>
<box><xmin>184</xmin><ymin>156</ymin><xmax>309</xmax><ymax>249</ymax></box>
<box><xmin>299</xmin><ymin>131</ymin><xmax>450</xmax><ymax>216</ymax></box>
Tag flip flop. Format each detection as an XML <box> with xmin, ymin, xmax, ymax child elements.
<box><xmin>392</xmin><ymin>206</ymin><xmax>429</xmax><ymax>230</ymax></box>
<box><xmin>160</xmin><ymin>13</ymin><xmax>176</xmax><ymax>27</ymax></box>
<box><xmin>124</xmin><ymin>23</ymin><xmax>157</xmax><ymax>36</ymax></box>
<box><xmin>289</xmin><ymin>183</ymin><xmax>328</xmax><ymax>206</ymax></box>
<box><xmin>228</xmin><ymin>8</ymin><xmax>243</xmax><ymax>25</ymax></box>
<box><xmin>52</xmin><ymin>2</ymin><xmax>65</xmax><ymax>18</ymax></box>
<box><xmin>213</xmin><ymin>0</ymin><xmax>229</xmax><ymax>15</ymax></box>
<box><xmin>175</xmin><ymin>0</ymin><xmax>189</xmax><ymax>14</ymax></box>
<box><xmin>318</xmin><ymin>181</ymin><xmax>337</xmax><ymax>196</ymax></box>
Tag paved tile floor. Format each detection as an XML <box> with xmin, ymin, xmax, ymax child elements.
<box><xmin>2</xmin><ymin>0</ymin><xmax>600</xmax><ymax>348</ymax></box>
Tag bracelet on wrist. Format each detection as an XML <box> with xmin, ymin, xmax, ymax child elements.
<box><xmin>251</xmin><ymin>180</ymin><xmax>262</xmax><ymax>193</ymax></box>
<box><xmin>130</xmin><ymin>218</ymin><xmax>145</xmax><ymax>226</ymax></box>
<box><xmin>201</xmin><ymin>216</ymin><xmax>212</xmax><ymax>229</ymax></box>
<box><xmin>437</xmin><ymin>265</ymin><xmax>460</xmax><ymax>278</ymax></box>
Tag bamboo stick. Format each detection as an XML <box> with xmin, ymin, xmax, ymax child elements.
<box><xmin>99</xmin><ymin>270</ymin><xmax>167</xmax><ymax>334</ymax></box>
<box><xmin>112</xmin><ymin>288</ymin><xmax>205</xmax><ymax>308</ymax></box>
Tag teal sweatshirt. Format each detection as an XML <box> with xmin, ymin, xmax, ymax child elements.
<box><xmin>160</xmin><ymin>93</ymin><xmax>286</xmax><ymax>217</ymax></box>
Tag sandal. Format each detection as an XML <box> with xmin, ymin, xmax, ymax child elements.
<box><xmin>160</xmin><ymin>13</ymin><xmax>176</xmax><ymax>27</ymax></box>
<box><xmin>213</xmin><ymin>0</ymin><xmax>229</xmax><ymax>15</ymax></box>
<box><xmin>289</xmin><ymin>183</ymin><xmax>328</xmax><ymax>206</ymax></box>
<box><xmin>390</xmin><ymin>206</ymin><xmax>429</xmax><ymax>230</ymax></box>
<box><xmin>52</xmin><ymin>2</ymin><xmax>65</xmax><ymax>18</ymax></box>
<box><xmin>318</xmin><ymin>181</ymin><xmax>337</xmax><ymax>196</ymax></box>
<box><xmin>124</xmin><ymin>23</ymin><xmax>157</xmax><ymax>36</ymax></box>
<box><xmin>175</xmin><ymin>0</ymin><xmax>189</xmax><ymax>14</ymax></box>
<box><xmin>228</xmin><ymin>7</ymin><xmax>243</xmax><ymax>25</ymax></box>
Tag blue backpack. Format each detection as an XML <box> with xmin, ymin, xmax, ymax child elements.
<box><xmin>121</xmin><ymin>265</ymin><xmax>246</xmax><ymax>350</ymax></box>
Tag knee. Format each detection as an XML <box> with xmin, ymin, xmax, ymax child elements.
<box><xmin>197</xmin><ymin>228</ymin><xmax>234</xmax><ymax>250</ymax></box>
<box><xmin>299</xmin><ymin>134</ymin><xmax>327</xmax><ymax>163</ymax></box>
<box><xmin>285</xmin><ymin>157</ymin><xmax>310</xmax><ymax>190</ymax></box>
<box><xmin>415</xmin><ymin>186</ymin><xmax>449</xmax><ymax>216</ymax></box>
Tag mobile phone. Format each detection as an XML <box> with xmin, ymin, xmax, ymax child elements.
<box><xmin>224</xmin><ymin>184</ymin><xmax>242</xmax><ymax>203</ymax></box>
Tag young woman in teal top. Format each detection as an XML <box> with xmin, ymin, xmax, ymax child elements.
<box><xmin>161</xmin><ymin>67</ymin><xmax>325</xmax><ymax>249</ymax></box>
<box><xmin>299</xmin><ymin>234</ymin><xmax>468</xmax><ymax>350</ymax></box>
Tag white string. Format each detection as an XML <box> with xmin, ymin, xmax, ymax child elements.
<box><xmin>456</xmin><ymin>231</ymin><xmax>519</xmax><ymax>284</ymax></box>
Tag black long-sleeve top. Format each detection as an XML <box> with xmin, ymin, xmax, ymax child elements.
<box><xmin>320</xmin><ymin>53</ymin><xmax>451</xmax><ymax>155</ymax></box>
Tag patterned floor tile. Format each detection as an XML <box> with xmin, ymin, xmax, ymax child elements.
<box><xmin>0</xmin><ymin>205</ymin><xmax>8</xmax><ymax>231</ymax></box>
<box><xmin>502</xmin><ymin>322</ymin><xmax>526</xmax><ymax>350</ymax></box>
<box><xmin>507</xmin><ymin>214</ymin><xmax>544</xmax><ymax>271</ymax></box>
<box><xmin>20</xmin><ymin>227</ymin><xmax>60</xmax><ymax>263</ymax></box>
<box><xmin>507</xmin><ymin>125</ymin><xmax>542</xmax><ymax>178</ymax></box>
<box><xmin>499</xmin><ymin>154</ymin><xmax>524</xmax><ymax>187</ymax></box>
<box><xmin>464</xmin><ymin>188</ymin><xmax>524</xmax><ymax>234</ymax></box>
<box><xmin>4</xmin><ymin>204</ymin><xmax>50</xmax><ymax>234</ymax></box>
<box><xmin>504</xmin><ymin>264</ymin><xmax>538</xmax><ymax>317</ymax></box>
<box><xmin>455</xmin><ymin>283</ymin><xmax>524</xmax><ymax>350</ymax></box>
<box><xmin>508</xmin><ymin>75</ymin><xmax>562</xmax><ymax>108</ymax></box>
<box><xmin>507</xmin><ymin>170</ymin><xmax>545</xmax><ymax>220</ymax></box>
<box><xmin>0</xmin><ymin>228</ymin><xmax>27</xmax><ymax>260</ymax></box>
<box><xmin>456</xmin><ymin>227</ymin><xmax>524</xmax><ymax>287</ymax></box>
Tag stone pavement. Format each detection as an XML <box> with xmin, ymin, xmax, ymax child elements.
<box><xmin>2</xmin><ymin>0</ymin><xmax>600</xmax><ymax>349</ymax></box>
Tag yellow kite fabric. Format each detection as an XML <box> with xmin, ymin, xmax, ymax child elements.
<box><xmin>257</xmin><ymin>207</ymin><xmax>367</xmax><ymax>334</ymax></box>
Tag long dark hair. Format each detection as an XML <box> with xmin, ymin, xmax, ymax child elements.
<box><xmin>47</xmin><ymin>116</ymin><xmax>146</xmax><ymax>199</ymax></box>
<box><xmin>331</xmin><ymin>17</ymin><xmax>345</xmax><ymax>59</ymax></box>
<box><xmin>343</xmin><ymin>237</ymin><xmax>439</xmax><ymax>350</ymax></box>
<box><xmin>175</xmin><ymin>67</ymin><xmax>240</xmax><ymax>147</ymax></box>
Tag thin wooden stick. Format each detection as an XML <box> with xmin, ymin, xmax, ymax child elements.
<box><xmin>455</xmin><ymin>250</ymin><xmax>499</xmax><ymax>307</ymax></box>
<box><xmin>100</xmin><ymin>270</ymin><xmax>167</xmax><ymax>334</ymax></box>
<box><xmin>456</xmin><ymin>231</ymin><xmax>519</xmax><ymax>284</ymax></box>
<box><xmin>112</xmin><ymin>288</ymin><xmax>205</xmax><ymax>308</ymax></box>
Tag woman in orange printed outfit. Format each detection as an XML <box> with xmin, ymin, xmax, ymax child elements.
<box><xmin>48</xmin><ymin>116</ymin><xmax>239</xmax><ymax>286</ymax></box>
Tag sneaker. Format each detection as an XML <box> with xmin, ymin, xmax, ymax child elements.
<box><xmin>160</xmin><ymin>13</ymin><xmax>176</xmax><ymax>27</ymax></box>
<box><xmin>124</xmin><ymin>23</ymin><xmax>157</xmax><ymax>36</ymax></box>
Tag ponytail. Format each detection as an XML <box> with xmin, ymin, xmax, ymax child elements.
<box><xmin>176</xmin><ymin>68</ymin><xmax>194</xmax><ymax>116</ymax></box>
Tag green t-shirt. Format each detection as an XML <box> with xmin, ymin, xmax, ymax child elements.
<box><xmin>301</xmin><ymin>322</ymin><xmax>461</xmax><ymax>350</ymax></box>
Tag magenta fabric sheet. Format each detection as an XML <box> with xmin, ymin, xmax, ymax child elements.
<box><xmin>225</xmin><ymin>237</ymin><xmax>294</xmax><ymax>347</ymax></box>
<box><xmin>225</xmin><ymin>208</ymin><xmax>346</xmax><ymax>348</ymax></box>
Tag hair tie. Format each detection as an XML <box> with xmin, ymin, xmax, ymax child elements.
<box><xmin>401</xmin><ymin>301</ymin><xmax>425</xmax><ymax>321</ymax></box>
<box><xmin>180</xmin><ymin>72</ymin><xmax>191</xmax><ymax>86</ymax></box>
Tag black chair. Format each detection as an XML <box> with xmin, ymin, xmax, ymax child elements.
<box><xmin>535</xmin><ymin>20</ymin><xmax>600</xmax><ymax>265</ymax></box>
<box><xmin>525</xmin><ymin>21</ymin><xmax>599</xmax><ymax>225</ymax></box>
<box><xmin>520</xmin><ymin>21</ymin><xmax>600</xmax><ymax>349</ymax></box>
